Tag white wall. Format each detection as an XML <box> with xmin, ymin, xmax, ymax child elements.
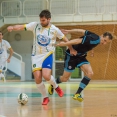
<box><xmin>4</xmin><ymin>31</ymin><xmax>33</xmax><ymax>80</ymax></box>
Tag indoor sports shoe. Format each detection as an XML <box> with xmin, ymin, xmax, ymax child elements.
<box><xmin>1</xmin><ymin>77</ymin><xmax>5</xmax><ymax>82</ymax></box>
<box><xmin>55</xmin><ymin>86</ymin><xmax>64</xmax><ymax>97</ymax></box>
<box><xmin>42</xmin><ymin>97</ymin><xmax>50</xmax><ymax>105</ymax></box>
<box><xmin>72</xmin><ymin>94</ymin><xmax>83</xmax><ymax>102</ymax></box>
<box><xmin>48</xmin><ymin>85</ymin><xmax>54</xmax><ymax>95</ymax></box>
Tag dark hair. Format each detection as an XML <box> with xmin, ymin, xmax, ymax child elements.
<box><xmin>103</xmin><ymin>32</ymin><xmax>113</xmax><ymax>40</ymax></box>
<box><xmin>0</xmin><ymin>31</ymin><xmax>3</xmax><ymax>35</ymax></box>
<box><xmin>39</xmin><ymin>9</ymin><xmax>51</xmax><ymax>19</ymax></box>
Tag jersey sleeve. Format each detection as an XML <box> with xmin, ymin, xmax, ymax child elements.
<box><xmin>84</xmin><ymin>30</ymin><xmax>94</xmax><ymax>35</ymax></box>
<box><xmin>81</xmin><ymin>30</ymin><xmax>100</xmax><ymax>44</ymax></box>
<box><xmin>81</xmin><ymin>35</ymin><xmax>100</xmax><ymax>45</ymax></box>
<box><xmin>24</xmin><ymin>22</ymin><xmax>37</xmax><ymax>31</ymax></box>
<box><xmin>56</xmin><ymin>28</ymin><xmax>65</xmax><ymax>40</ymax></box>
<box><xmin>5</xmin><ymin>41</ymin><xmax>11</xmax><ymax>49</ymax></box>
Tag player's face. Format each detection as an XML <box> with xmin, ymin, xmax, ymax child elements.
<box><xmin>40</xmin><ymin>17</ymin><xmax>51</xmax><ymax>27</ymax></box>
<box><xmin>0</xmin><ymin>33</ymin><xmax>3</xmax><ymax>41</ymax></box>
<box><xmin>100</xmin><ymin>36</ymin><xmax>111</xmax><ymax>45</ymax></box>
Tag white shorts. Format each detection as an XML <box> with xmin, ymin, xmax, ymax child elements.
<box><xmin>32</xmin><ymin>51</ymin><xmax>53</xmax><ymax>72</ymax></box>
<box><xmin>0</xmin><ymin>58</ymin><xmax>7</xmax><ymax>72</ymax></box>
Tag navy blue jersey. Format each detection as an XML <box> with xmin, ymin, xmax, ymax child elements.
<box><xmin>66</xmin><ymin>30</ymin><xmax>100</xmax><ymax>56</ymax></box>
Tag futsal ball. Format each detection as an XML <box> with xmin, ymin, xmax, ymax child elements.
<box><xmin>18</xmin><ymin>93</ymin><xmax>28</xmax><ymax>105</ymax></box>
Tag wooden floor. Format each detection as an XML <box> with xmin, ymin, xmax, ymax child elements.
<box><xmin>0</xmin><ymin>81</ymin><xmax>117</xmax><ymax>117</ymax></box>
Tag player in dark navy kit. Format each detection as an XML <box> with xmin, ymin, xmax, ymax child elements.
<box><xmin>48</xmin><ymin>29</ymin><xmax>113</xmax><ymax>102</ymax></box>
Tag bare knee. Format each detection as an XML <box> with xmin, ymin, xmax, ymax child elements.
<box><xmin>86</xmin><ymin>71</ymin><xmax>94</xmax><ymax>78</ymax></box>
<box><xmin>33</xmin><ymin>72</ymin><xmax>42</xmax><ymax>84</ymax></box>
<box><xmin>42</xmin><ymin>74</ymin><xmax>51</xmax><ymax>81</ymax></box>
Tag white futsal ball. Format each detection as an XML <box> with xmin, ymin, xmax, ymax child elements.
<box><xmin>18</xmin><ymin>93</ymin><xmax>28</xmax><ymax>105</ymax></box>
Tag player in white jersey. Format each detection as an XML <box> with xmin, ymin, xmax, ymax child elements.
<box><xmin>7</xmin><ymin>10</ymin><xmax>76</xmax><ymax>105</ymax></box>
<box><xmin>0</xmin><ymin>31</ymin><xmax>13</xmax><ymax>81</ymax></box>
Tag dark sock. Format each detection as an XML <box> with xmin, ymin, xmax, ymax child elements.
<box><xmin>76</xmin><ymin>76</ymin><xmax>91</xmax><ymax>94</ymax></box>
<box><xmin>56</xmin><ymin>77</ymin><xmax>62</xmax><ymax>84</ymax></box>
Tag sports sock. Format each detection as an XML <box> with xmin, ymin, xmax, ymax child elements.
<box><xmin>56</xmin><ymin>77</ymin><xmax>62</xmax><ymax>84</ymax></box>
<box><xmin>47</xmin><ymin>75</ymin><xmax>58</xmax><ymax>89</ymax></box>
<box><xmin>36</xmin><ymin>82</ymin><xmax>47</xmax><ymax>98</ymax></box>
<box><xmin>76</xmin><ymin>76</ymin><xmax>91</xmax><ymax>94</ymax></box>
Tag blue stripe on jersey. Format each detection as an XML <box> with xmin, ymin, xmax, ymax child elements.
<box><xmin>85</xmin><ymin>30</ymin><xmax>88</xmax><ymax>35</ymax></box>
<box><xmin>90</xmin><ymin>38</ymin><xmax>100</xmax><ymax>44</ymax></box>
<box><xmin>82</xmin><ymin>36</ymin><xmax>86</xmax><ymax>44</ymax></box>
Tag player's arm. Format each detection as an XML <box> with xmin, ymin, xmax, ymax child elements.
<box><xmin>57</xmin><ymin>38</ymin><xmax>83</xmax><ymax>46</ymax></box>
<box><xmin>7</xmin><ymin>48</ymin><xmax>14</xmax><ymax>63</ymax></box>
<box><xmin>56</xmin><ymin>28</ymin><xmax>77</xmax><ymax>55</ymax></box>
<box><xmin>62</xmin><ymin>36</ymin><xmax>77</xmax><ymax>55</ymax></box>
<box><xmin>7</xmin><ymin>25</ymin><xmax>25</xmax><ymax>32</ymax></box>
<box><xmin>61</xmin><ymin>29</ymin><xmax>86</xmax><ymax>35</ymax></box>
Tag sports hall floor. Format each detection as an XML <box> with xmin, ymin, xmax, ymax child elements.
<box><xmin>0</xmin><ymin>81</ymin><xmax>117</xmax><ymax>117</ymax></box>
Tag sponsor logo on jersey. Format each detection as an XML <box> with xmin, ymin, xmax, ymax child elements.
<box><xmin>37</xmin><ymin>34</ymin><xmax>50</xmax><ymax>46</ymax></box>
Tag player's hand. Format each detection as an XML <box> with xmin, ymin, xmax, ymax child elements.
<box><xmin>56</xmin><ymin>41</ymin><xmax>66</xmax><ymax>46</ymax></box>
<box><xmin>7</xmin><ymin>59</ymin><xmax>10</xmax><ymax>63</ymax></box>
<box><xmin>90</xmin><ymin>53</ymin><xmax>94</xmax><ymax>57</ymax></box>
<box><xmin>70</xmin><ymin>49</ymin><xmax>77</xmax><ymax>56</ymax></box>
<box><xmin>61</xmin><ymin>29</ymin><xmax>68</xmax><ymax>34</ymax></box>
<box><xmin>90</xmin><ymin>50</ymin><xmax>94</xmax><ymax>57</ymax></box>
<box><xmin>7</xmin><ymin>26</ymin><xmax>13</xmax><ymax>32</ymax></box>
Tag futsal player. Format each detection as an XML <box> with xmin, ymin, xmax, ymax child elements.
<box><xmin>7</xmin><ymin>10</ymin><xmax>76</xmax><ymax>105</ymax></box>
<box><xmin>48</xmin><ymin>29</ymin><xmax>113</xmax><ymax>102</ymax></box>
<box><xmin>0</xmin><ymin>31</ymin><xmax>13</xmax><ymax>82</ymax></box>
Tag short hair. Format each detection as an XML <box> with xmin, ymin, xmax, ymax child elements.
<box><xmin>39</xmin><ymin>9</ymin><xmax>51</xmax><ymax>19</ymax></box>
<box><xmin>103</xmin><ymin>32</ymin><xmax>113</xmax><ymax>40</ymax></box>
<box><xmin>0</xmin><ymin>31</ymin><xmax>3</xmax><ymax>35</ymax></box>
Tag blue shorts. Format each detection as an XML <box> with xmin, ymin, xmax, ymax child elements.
<box><xmin>42</xmin><ymin>54</ymin><xmax>53</xmax><ymax>69</ymax></box>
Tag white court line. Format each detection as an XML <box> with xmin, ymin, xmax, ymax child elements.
<box><xmin>0</xmin><ymin>115</ymin><xmax>6</xmax><ymax>117</ymax></box>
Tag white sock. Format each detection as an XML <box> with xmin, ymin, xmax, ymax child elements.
<box><xmin>47</xmin><ymin>75</ymin><xmax>58</xmax><ymax>89</ymax></box>
<box><xmin>36</xmin><ymin>82</ymin><xmax>48</xmax><ymax>98</ymax></box>
<box><xmin>0</xmin><ymin>73</ymin><xmax>1</xmax><ymax>80</ymax></box>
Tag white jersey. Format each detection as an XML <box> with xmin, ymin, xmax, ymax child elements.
<box><xmin>0</xmin><ymin>39</ymin><xmax>11</xmax><ymax>59</ymax></box>
<box><xmin>25</xmin><ymin>22</ymin><xmax>64</xmax><ymax>55</ymax></box>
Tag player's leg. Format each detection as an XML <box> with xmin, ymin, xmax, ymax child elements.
<box><xmin>33</xmin><ymin>70</ymin><xmax>49</xmax><ymax>105</ymax></box>
<box><xmin>73</xmin><ymin>63</ymin><xmax>93</xmax><ymax>102</ymax></box>
<box><xmin>56</xmin><ymin>53</ymin><xmax>75</xmax><ymax>84</ymax></box>
<box><xmin>0</xmin><ymin>61</ymin><xmax>5</xmax><ymax>82</ymax></box>
<box><xmin>42</xmin><ymin>54</ymin><xmax>64</xmax><ymax>97</ymax></box>
<box><xmin>56</xmin><ymin>71</ymin><xmax>71</xmax><ymax>84</ymax></box>
<box><xmin>48</xmin><ymin>54</ymin><xmax>75</xmax><ymax>95</ymax></box>
<box><xmin>76</xmin><ymin>64</ymin><xmax>93</xmax><ymax>94</ymax></box>
<box><xmin>32</xmin><ymin>55</ymin><xmax>49</xmax><ymax>105</ymax></box>
<box><xmin>48</xmin><ymin>70</ymin><xmax>71</xmax><ymax>95</ymax></box>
